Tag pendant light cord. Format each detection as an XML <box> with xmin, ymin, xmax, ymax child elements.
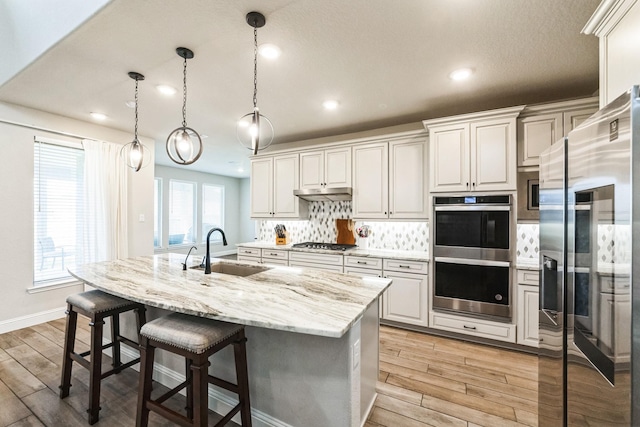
<box><xmin>253</xmin><ymin>24</ymin><xmax>258</xmax><ymax>109</ymax></box>
<box><xmin>134</xmin><ymin>78</ymin><xmax>139</xmax><ymax>141</ymax></box>
<box><xmin>182</xmin><ymin>56</ymin><xmax>188</xmax><ymax>127</ymax></box>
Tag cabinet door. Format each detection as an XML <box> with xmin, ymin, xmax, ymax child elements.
<box><xmin>299</xmin><ymin>151</ymin><xmax>324</xmax><ymax>189</ymax></box>
<box><xmin>324</xmin><ymin>147</ymin><xmax>352</xmax><ymax>187</ymax></box>
<box><xmin>563</xmin><ymin>107</ymin><xmax>597</xmax><ymax>134</ymax></box>
<box><xmin>517</xmin><ymin>113</ymin><xmax>562</xmax><ymax>167</ymax></box>
<box><xmin>353</xmin><ymin>143</ymin><xmax>389</xmax><ymax>219</ymax></box>
<box><xmin>250</xmin><ymin>158</ymin><xmax>273</xmax><ymax>218</ymax></box>
<box><xmin>389</xmin><ymin>139</ymin><xmax>428</xmax><ymax>219</ymax></box>
<box><xmin>429</xmin><ymin>123</ymin><xmax>470</xmax><ymax>192</ymax></box>
<box><xmin>382</xmin><ymin>271</ymin><xmax>428</xmax><ymax>327</ymax></box>
<box><xmin>472</xmin><ymin>117</ymin><xmax>517</xmax><ymax>191</ymax></box>
<box><xmin>517</xmin><ymin>284</ymin><xmax>539</xmax><ymax>347</ymax></box>
<box><xmin>273</xmin><ymin>154</ymin><xmax>299</xmax><ymax>217</ymax></box>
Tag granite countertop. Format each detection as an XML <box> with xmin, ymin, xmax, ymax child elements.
<box><xmin>237</xmin><ymin>242</ymin><xmax>429</xmax><ymax>262</ymax></box>
<box><xmin>68</xmin><ymin>253</ymin><xmax>391</xmax><ymax>338</ymax></box>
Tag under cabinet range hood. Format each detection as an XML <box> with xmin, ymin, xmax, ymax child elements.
<box><xmin>293</xmin><ymin>187</ymin><xmax>352</xmax><ymax>202</ymax></box>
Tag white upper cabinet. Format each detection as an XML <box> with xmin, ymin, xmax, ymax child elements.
<box><xmin>424</xmin><ymin>106</ymin><xmax>524</xmax><ymax>193</ymax></box>
<box><xmin>517</xmin><ymin>112</ymin><xmax>562</xmax><ymax>167</ymax></box>
<box><xmin>300</xmin><ymin>146</ymin><xmax>351</xmax><ymax>189</ymax></box>
<box><xmin>353</xmin><ymin>142</ymin><xmax>389</xmax><ymax>219</ymax></box>
<box><xmin>353</xmin><ymin>138</ymin><xmax>428</xmax><ymax>219</ymax></box>
<box><xmin>517</xmin><ymin>98</ymin><xmax>598</xmax><ymax>168</ymax></box>
<box><xmin>389</xmin><ymin>139</ymin><xmax>428</xmax><ymax>218</ymax></box>
<box><xmin>250</xmin><ymin>154</ymin><xmax>306</xmax><ymax>218</ymax></box>
<box><xmin>427</xmin><ymin>123</ymin><xmax>469</xmax><ymax>193</ymax></box>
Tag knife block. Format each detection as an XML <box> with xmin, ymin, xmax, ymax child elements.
<box><xmin>275</xmin><ymin>231</ymin><xmax>290</xmax><ymax>245</ymax></box>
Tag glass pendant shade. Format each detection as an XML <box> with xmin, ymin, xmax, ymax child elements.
<box><xmin>166</xmin><ymin>126</ymin><xmax>203</xmax><ymax>164</ymax></box>
<box><xmin>165</xmin><ymin>47</ymin><xmax>203</xmax><ymax>165</ymax></box>
<box><xmin>236</xmin><ymin>107</ymin><xmax>274</xmax><ymax>155</ymax></box>
<box><xmin>237</xmin><ymin>12</ymin><xmax>274</xmax><ymax>156</ymax></box>
<box><xmin>121</xmin><ymin>138</ymin><xmax>151</xmax><ymax>172</ymax></box>
<box><xmin>121</xmin><ymin>71</ymin><xmax>150</xmax><ymax>172</ymax></box>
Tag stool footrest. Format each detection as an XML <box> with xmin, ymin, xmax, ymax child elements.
<box><xmin>155</xmin><ymin>380</ymin><xmax>189</xmax><ymax>404</ymax></box>
<box><xmin>215</xmin><ymin>403</ymin><xmax>241</xmax><ymax>427</ymax></box>
<box><xmin>147</xmin><ymin>400</ymin><xmax>192</xmax><ymax>426</ymax></box>
<box><xmin>101</xmin><ymin>358</ymin><xmax>140</xmax><ymax>380</ymax></box>
<box><xmin>209</xmin><ymin>375</ymin><xmax>239</xmax><ymax>394</ymax></box>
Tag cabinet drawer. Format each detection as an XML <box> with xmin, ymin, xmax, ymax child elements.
<box><xmin>237</xmin><ymin>255</ymin><xmax>262</xmax><ymax>265</ymax></box>
<box><xmin>237</xmin><ymin>247</ymin><xmax>261</xmax><ymax>257</ymax></box>
<box><xmin>262</xmin><ymin>258</ymin><xmax>289</xmax><ymax>266</ymax></box>
<box><xmin>289</xmin><ymin>261</ymin><xmax>343</xmax><ymax>273</ymax></box>
<box><xmin>431</xmin><ymin>312</ymin><xmax>516</xmax><ymax>343</ymax></box>
<box><xmin>289</xmin><ymin>252</ymin><xmax>343</xmax><ymax>266</ymax></box>
<box><xmin>262</xmin><ymin>249</ymin><xmax>289</xmax><ymax>260</ymax></box>
<box><xmin>383</xmin><ymin>259</ymin><xmax>428</xmax><ymax>274</ymax></box>
<box><xmin>344</xmin><ymin>256</ymin><xmax>383</xmax><ymax>269</ymax></box>
<box><xmin>517</xmin><ymin>269</ymin><xmax>539</xmax><ymax>286</ymax></box>
<box><xmin>343</xmin><ymin>266</ymin><xmax>382</xmax><ymax>277</ymax></box>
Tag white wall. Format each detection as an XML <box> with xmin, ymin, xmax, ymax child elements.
<box><xmin>154</xmin><ymin>165</ymin><xmax>253</xmax><ymax>257</ymax></box>
<box><xmin>239</xmin><ymin>178</ymin><xmax>256</xmax><ymax>243</ymax></box>
<box><xmin>0</xmin><ymin>101</ymin><xmax>154</xmax><ymax>329</ymax></box>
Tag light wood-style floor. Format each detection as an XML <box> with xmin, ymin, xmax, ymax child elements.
<box><xmin>0</xmin><ymin>319</ymin><xmax>537</xmax><ymax>427</ymax></box>
<box><xmin>366</xmin><ymin>326</ymin><xmax>538</xmax><ymax>427</ymax></box>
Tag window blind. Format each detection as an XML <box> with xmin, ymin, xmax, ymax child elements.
<box><xmin>33</xmin><ymin>140</ymin><xmax>84</xmax><ymax>285</ymax></box>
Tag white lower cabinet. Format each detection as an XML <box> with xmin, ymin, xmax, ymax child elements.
<box><xmin>517</xmin><ymin>285</ymin><xmax>539</xmax><ymax>347</ymax></box>
<box><xmin>237</xmin><ymin>247</ymin><xmax>262</xmax><ymax>264</ymax></box>
<box><xmin>382</xmin><ymin>259</ymin><xmax>428</xmax><ymax>328</ymax></box>
<box><xmin>430</xmin><ymin>311</ymin><xmax>516</xmax><ymax>343</ymax></box>
<box><xmin>516</xmin><ymin>269</ymin><xmax>539</xmax><ymax>347</ymax></box>
<box><xmin>289</xmin><ymin>252</ymin><xmax>344</xmax><ymax>273</ymax></box>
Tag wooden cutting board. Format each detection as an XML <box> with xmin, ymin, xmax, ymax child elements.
<box><xmin>336</xmin><ymin>219</ymin><xmax>356</xmax><ymax>245</ymax></box>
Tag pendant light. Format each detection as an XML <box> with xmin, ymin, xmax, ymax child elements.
<box><xmin>121</xmin><ymin>71</ymin><xmax>150</xmax><ymax>172</ymax></box>
<box><xmin>166</xmin><ymin>47</ymin><xmax>203</xmax><ymax>165</ymax></box>
<box><xmin>236</xmin><ymin>11</ymin><xmax>274</xmax><ymax>156</ymax></box>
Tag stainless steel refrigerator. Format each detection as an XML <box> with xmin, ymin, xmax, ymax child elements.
<box><xmin>539</xmin><ymin>86</ymin><xmax>640</xmax><ymax>426</ymax></box>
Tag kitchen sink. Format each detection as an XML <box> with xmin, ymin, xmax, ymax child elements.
<box><xmin>190</xmin><ymin>262</ymin><xmax>271</xmax><ymax>277</ymax></box>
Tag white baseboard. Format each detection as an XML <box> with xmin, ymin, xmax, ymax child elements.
<box><xmin>0</xmin><ymin>306</ymin><xmax>66</xmax><ymax>334</ymax></box>
<box><xmin>119</xmin><ymin>346</ymin><xmax>291</xmax><ymax>427</ymax></box>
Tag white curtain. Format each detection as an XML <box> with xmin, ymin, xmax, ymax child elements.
<box><xmin>82</xmin><ymin>140</ymin><xmax>128</xmax><ymax>262</ymax></box>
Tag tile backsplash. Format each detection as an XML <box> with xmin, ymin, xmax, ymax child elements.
<box><xmin>257</xmin><ymin>201</ymin><xmax>429</xmax><ymax>252</ymax></box>
<box><xmin>516</xmin><ymin>223</ymin><xmax>539</xmax><ymax>263</ymax></box>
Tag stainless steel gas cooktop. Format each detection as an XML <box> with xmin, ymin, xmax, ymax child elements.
<box><xmin>291</xmin><ymin>242</ymin><xmax>357</xmax><ymax>251</ymax></box>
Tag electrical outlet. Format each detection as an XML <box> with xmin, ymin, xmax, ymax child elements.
<box><xmin>352</xmin><ymin>339</ymin><xmax>361</xmax><ymax>370</ymax></box>
<box><xmin>138</xmin><ymin>214</ymin><xmax>145</xmax><ymax>222</ymax></box>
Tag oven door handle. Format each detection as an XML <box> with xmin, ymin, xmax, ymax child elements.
<box><xmin>434</xmin><ymin>257</ymin><xmax>510</xmax><ymax>268</ymax></box>
<box><xmin>434</xmin><ymin>205</ymin><xmax>510</xmax><ymax>212</ymax></box>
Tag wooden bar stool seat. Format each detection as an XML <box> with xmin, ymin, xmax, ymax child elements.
<box><xmin>136</xmin><ymin>313</ymin><xmax>252</xmax><ymax>427</ymax></box>
<box><xmin>59</xmin><ymin>289</ymin><xmax>146</xmax><ymax>425</ymax></box>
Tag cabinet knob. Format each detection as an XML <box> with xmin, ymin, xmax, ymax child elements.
<box><xmin>472</xmin><ymin>182</ymin><xmax>476</xmax><ymax>187</ymax></box>
<box><xmin>466</xmin><ymin>182</ymin><xmax>469</xmax><ymax>187</ymax></box>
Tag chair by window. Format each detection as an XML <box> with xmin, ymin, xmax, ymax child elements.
<box><xmin>39</xmin><ymin>237</ymin><xmax>73</xmax><ymax>270</ymax></box>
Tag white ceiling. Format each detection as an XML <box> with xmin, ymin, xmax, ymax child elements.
<box><xmin>0</xmin><ymin>0</ymin><xmax>600</xmax><ymax>178</ymax></box>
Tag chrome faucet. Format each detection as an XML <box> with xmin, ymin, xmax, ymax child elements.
<box><xmin>204</xmin><ymin>228</ymin><xmax>228</xmax><ymax>274</ymax></box>
<box><xmin>182</xmin><ymin>246</ymin><xmax>198</xmax><ymax>270</ymax></box>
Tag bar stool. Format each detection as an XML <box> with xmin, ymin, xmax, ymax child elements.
<box><xmin>59</xmin><ymin>289</ymin><xmax>146</xmax><ymax>425</ymax></box>
<box><xmin>136</xmin><ymin>312</ymin><xmax>252</xmax><ymax>427</ymax></box>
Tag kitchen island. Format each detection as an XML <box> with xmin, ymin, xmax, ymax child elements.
<box><xmin>68</xmin><ymin>253</ymin><xmax>391</xmax><ymax>427</ymax></box>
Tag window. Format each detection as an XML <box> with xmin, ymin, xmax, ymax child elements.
<box><xmin>34</xmin><ymin>140</ymin><xmax>84</xmax><ymax>285</ymax></box>
<box><xmin>202</xmin><ymin>184</ymin><xmax>224</xmax><ymax>243</ymax></box>
<box><xmin>154</xmin><ymin>178</ymin><xmax>162</xmax><ymax>248</ymax></box>
<box><xmin>168</xmin><ymin>180</ymin><xmax>196</xmax><ymax>246</ymax></box>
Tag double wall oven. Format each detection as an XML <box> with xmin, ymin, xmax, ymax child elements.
<box><xmin>433</xmin><ymin>195</ymin><xmax>512</xmax><ymax>319</ymax></box>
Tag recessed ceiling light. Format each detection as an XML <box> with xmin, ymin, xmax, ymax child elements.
<box><xmin>156</xmin><ymin>84</ymin><xmax>177</xmax><ymax>96</ymax></box>
<box><xmin>125</xmin><ymin>100</ymin><xmax>136</xmax><ymax>108</ymax></box>
<box><xmin>90</xmin><ymin>112</ymin><xmax>107</xmax><ymax>121</ymax></box>
<box><xmin>449</xmin><ymin>68</ymin><xmax>473</xmax><ymax>81</ymax></box>
<box><xmin>201</xmin><ymin>134</ymin><xmax>209</xmax><ymax>139</ymax></box>
<box><xmin>258</xmin><ymin>43</ymin><xmax>281</xmax><ymax>59</ymax></box>
<box><xmin>322</xmin><ymin>100</ymin><xmax>339</xmax><ymax>110</ymax></box>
